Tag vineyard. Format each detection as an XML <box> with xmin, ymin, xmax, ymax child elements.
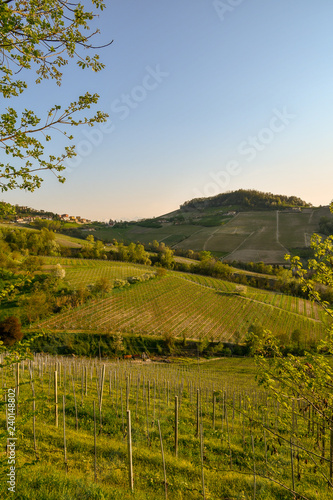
<box><xmin>39</xmin><ymin>259</ymin><xmax>326</xmax><ymax>345</ymax></box>
<box><xmin>1</xmin><ymin>354</ymin><xmax>333</xmax><ymax>499</ymax></box>
<box><xmin>43</xmin><ymin>258</ymin><xmax>154</xmax><ymax>288</ymax></box>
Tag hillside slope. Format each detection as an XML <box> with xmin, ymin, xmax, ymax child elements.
<box><xmin>39</xmin><ymin>259</ymin><xmax>325</xmax><ymax>345</ymax></box>
<box><xmin>92</xmin><ymin>206</ymin><xmax>330</xmax><ymax>263</ymax></box>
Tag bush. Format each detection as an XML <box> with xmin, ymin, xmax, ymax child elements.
<box><xmin>92</xmin><ymin>277</ymin><xmax>112</xmax><ymax>294</ymax></box>
<box><xmin>0</xmin><ymin>316</ymin><xmax>23</xmax><ymax>346</ymax></box>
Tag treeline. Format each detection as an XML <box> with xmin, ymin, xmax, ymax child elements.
<box><xmin>225</xmin><ymin>260</ymin><xmax>281</xmax><ymax>276</ymax></box>
<box><xmin>28</xmin><ymin>325</ymin><xmax>316</xmax><ymax>358</ymax></box>
<box><xmin>0</xmin><ymin>226</ymin><xmax>61</xmax><ymax>263</ymax></box>
<box><xmin>181</xmin><ymin>189</ymin><xmax>309</xmax><ymax>211</ymax></box>
<box><xmin>31</xmin><ymin>218</ymin><xmax>62</xmax><ymax>231</ymax></box>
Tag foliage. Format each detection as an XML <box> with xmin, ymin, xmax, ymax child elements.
<box><xmin>0</xmin><ymin>201</ymin><xmax>16</xmax><ymax>217</ymax></box>
<box><xmin>0</xmin><ymin>0</ymin><xmax>110</xmax><ymax>191</ymax></box>
<box><xmin>228</xmin><ymin>260</ymin><xmax>278</xmax><ymax>276</ymax></box>
<box><xmin>181</xmin><ymin>189</ymin><xmax>310</xmax><ymax>211</ymax></box>
<box><xmin>188</xmin><ymin>253</ymin><xmax>232</xmax><ymax>280</ymax></box>
<box><xmin>111</xmin><ymin>331</ymin><xmax>124</xmax><ymax>355</ymax></box>
<box><xmin>0</xmin><ymin>315</ymin><xmax>23</xmax><ymax>346</ymax></box>
<box><xmin>1</xmin><ymin>226</ymin><xmax>60</xmax><ymax>256</ymax></box>
<box><xmin>319</xmin><ymin>215</ymin><xmax>333</xmax><ymax>236</ymax></box>
<box><xmin>158</xmin><ymin>246</ymin><xmax>175</xmax><ymax>269</ymax></box>
<box><xmin>252</xmin><ymin>203</ymin><xmax>333</xmax><ymax>488</ymax></box>
<box><xmin>32</xmin><ymin>218</ymin><xmax>62</xmax><ymax>232</ymax></box>
<box><xmin>91</xmin><ymin>276</ymin><xmax>112</xmax><ymax>294</ymax></box>
<box><xmin>136</xmin><ymin>219</ymin><xmax>163</xmax><ymax>229</ymax></box>
<box><xmin>53</xmin><ymin>263</ymin><xmax>66</xmax><ymax>280</ymax></box>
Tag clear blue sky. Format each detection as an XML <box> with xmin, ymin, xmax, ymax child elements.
<box><xmin>3</xmin><ymin>0</ymin><xmax>333</xmax><ymax>220</ymax></box>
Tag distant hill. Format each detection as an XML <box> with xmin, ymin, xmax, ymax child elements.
<box><xmin>180</xmin><ymin>189</ymin><xmax>310</xmax><ymax>211</ymax></box>
<box><xmin>88</xmin><ymin>189</ymin><xmax>330</xmax><ymax>263</ymax></box>
<box><xmin>2</xmin><ymin>190</ymin><xmax>331</xmax><ymax>264</ymax></box>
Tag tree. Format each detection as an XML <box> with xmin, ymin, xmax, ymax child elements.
<box><xmin>0</xmin><ymin>0</ymin><xmax>111</xmax><ymax>191</ymax></box>
<box><xmin>0</xmin><ymin>201</ymin><xmax>15</xmax><ymax>217</ymax></box>
<box><xmin>111</xmin><ymin>332</ymin><xmax>124</xmax><ymax>357</ymax></box>
<box><xmin>252</xmin><ymin>202</ymin><xmax>333</xmax><ymax>484</ymax></box>
<box><xmin>22</xmin><ymin>290</ymin><xmax>50</xmax><ymax>323</ymax></box>
<box><xmin>159</xmin><ymin>247</ymin><xmax>175</xmax><ymax>269</ymax></box>
<box><xmin>53</xmin><ymin>263</ymin><xmax>66</xmax><ymax>280</ymax></box>
<box><xmin>92</xmin><ymin>276</ymin><xmax>112</xmax><ymax>295</ymax></box>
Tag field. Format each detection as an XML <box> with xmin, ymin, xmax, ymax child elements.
<box><xmin>39</xmin><ymin>259</ymin><xmax>325</xmax><ymax>344</ymax></box>
<box><xmin>43</xmin><ymin>258</ymin><xmax>155</xmax><ymax>286</ymax></box>
<box><xmin>86</xmin><ymin>207</ymin><xmax>332</xmax><ymax>264</ymax></box>
<box><xmin>92</xmin><ymin>224</ymin><xmax>202</xmax><ymax>248</ymax></box>
<box><xmin>1</xmin><ymin>354</ymin><xmax>332</xmax><ymax>499</ymax></box>
<box><xmin>177</xmin><ymin>208</ymin><xmax>330</xmax><ymax>263</ymax></box>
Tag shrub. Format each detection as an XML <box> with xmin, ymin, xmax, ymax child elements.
<box><xmin>92</xmin><ymin>277</ymin><xmax>112</xmax><ymax>294</ymax></box>
<box><xmin>0</xmin><ymin>316</ymin><xmax>23</xmax><ymax>346</ymax></box>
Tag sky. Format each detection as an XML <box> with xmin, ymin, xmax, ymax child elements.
<box><xmin>2</xmin><ymin>0</ymin><xmax>333</xmax><ymax>221</ymax></box>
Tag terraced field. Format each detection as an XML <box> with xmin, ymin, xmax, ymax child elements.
<box><xmin>39</xmin><ymin>259</ymin><xmax>326</xmax><ymax>344</ymax></box>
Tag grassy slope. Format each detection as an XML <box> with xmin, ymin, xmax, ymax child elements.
<box><xmin>39</xmin><ymin>259</ymin><xmax>325</xmax><ymax>344</ymax></box>
<box><xmin>85</xmin><ymin>207</ymin><xmax>332</xmax><ymax>263</ymax></box>
<box><xmin>1</xmin><ymin>355</ymin><xmax>331</xmax><ymax>500</ymax></box>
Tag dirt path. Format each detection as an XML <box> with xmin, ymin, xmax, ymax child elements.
<box><xmin>276</xmin><ymin>210</ymin><xmax>289</xmax><ymax>253</ymax></box>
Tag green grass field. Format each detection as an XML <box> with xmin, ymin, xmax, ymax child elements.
<box><xmin>1</xmin><ymin>355</ymin><xmax>332</xmax><ymax>499</ymax></box>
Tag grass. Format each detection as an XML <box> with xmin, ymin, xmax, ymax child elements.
<box><xmin>1</xmin><ymin>355</ymin><xmax>332</xmax><ymax>499</ymax></box>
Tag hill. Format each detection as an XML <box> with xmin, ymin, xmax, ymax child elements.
<box><xmin>2</xmin><ymin>190</ymin><xmax>332</xmax><ymax>263</ymax></box>
<box><xmin>91</xmin><ymin>206</ymin><xmax>331</xmax><ymax>264</ymax></box>
<box><xmin>37</xmin><ymin>258</ymin><xmax>325</xmax><ymax>348</ymax></box>
<box><xmin>180</xmin><ymin>188</ymin><xmax>310</xmax><ymax>211</ymax></box>
<box><xmin>88</xmin><ymin>190</ymin><xmax>331</xmax><ymax>263</ymax></box>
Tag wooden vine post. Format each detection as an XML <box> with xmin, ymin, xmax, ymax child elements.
<box><xmin>63</xmin><ymin>395</ymin><xmax>68</xmax><ymax>473</ymax></box>
<box><xmin>175</xmin><ymin>395</ymin><xmax>178</xmax><ymax>458</ymax></box>
<box><xmin>196</xmin><ymin>389</ymin><xmax>200</xmax><ymax>438</ymax></box>
<box><xmin>54</xmin><ymin>370</ymin><xmax>58</xmax><ymax>427</ymax></box>
<box><xmin>94</xmin><ymin>401</ymin><xmax>97</xmax><ymax>482</ymax></box>
<box><xmin>200</xmin><ymin>423</ymin><xmax>206</xmax><ymax>500</ymax></box>
<box><xmin>330</xmin><ymin>419</ymin><xmax>333</xmax><ymax>482</ymax></box>
<box><xmin>158</xmin><ymin>420</ymin><xmax>168</xmax><ymax>499</ymax></box>
<box><xmin>127</xmin><ymin>410</ymin><xmax>134</xmax><ymax>492</ymax></box>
